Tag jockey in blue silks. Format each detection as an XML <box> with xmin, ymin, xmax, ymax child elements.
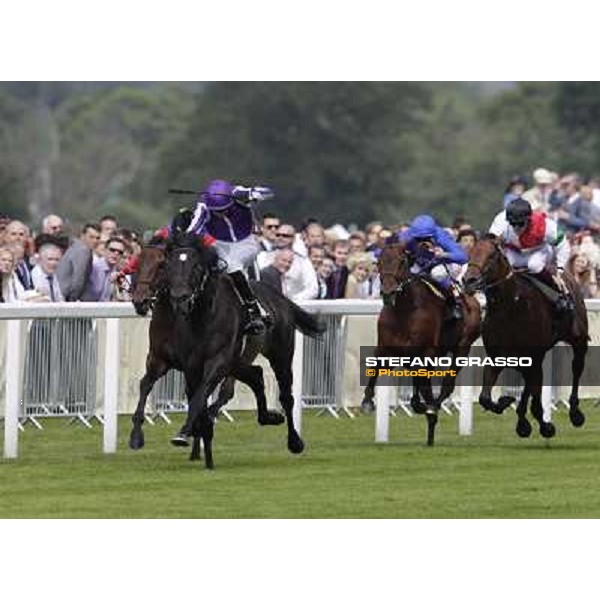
<box><xmin>186</xmin><ymin>179</ymin><xmax>274</xmax><ymax>334</ymax></box>
<box><xmin>395</xmin><ymin>214</ymin><xmax>468</xmax><ymax>319</ymax></box>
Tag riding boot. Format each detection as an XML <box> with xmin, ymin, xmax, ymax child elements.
<box><xmin>537</xmin><ymin>269</ymin><xmax>573</xmax><ymax>315</ymax></box>
<box><xmin>445</xmin><ymin>287</ymin><xmax>463</xmax><ymax>320</ymax></box>
<box><xmin>230</xmin><ymin>270</ymin><xmax>267</xmax><ymax>335</ymax></box>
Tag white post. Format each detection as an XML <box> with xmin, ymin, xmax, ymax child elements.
<box><xmin>458</xmin><ymin>390</ymin><xmax>473</xmax><ymax>436</ymax></box>
<box><xmin>458</xmin><ymin>366</ymin><xmax>475</xmax><ymax>436</ymax></box>
<box><xmin>292</xmin><ymin>332</ymin><xmax>304</xmax><ymax>435</ymax></box>
<box><xmin>542</xmin><ymin>350</ymin><xmax>554</xmax><ymax>422</ymax></box>
<box><xmin>4</xmin><ymin>319</ymin><xmax>22</xmax><ymax>459</ymax></box>
<box><xmin>103</xmin><ymin>318</ymin><xmax>120</xmax><ymax>454</ymax></box>
<box><xmin>375</xmin><ymin>385</ymin><xmax>392</xmax><ymax>443</ymax></box>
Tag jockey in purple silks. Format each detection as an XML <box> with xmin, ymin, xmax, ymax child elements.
<box><xmin>393</xmin><ymin>214</ymin><xmax>468</xmax><ymax>319</ymax></box>
<box><xmin>187</xmin><ymin>179</ymin><xmax>274</xmax><ymax>334</ymax></box>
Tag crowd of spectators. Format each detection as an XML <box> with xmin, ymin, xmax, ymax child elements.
<box><xmin>2</xmin><ymin>166</ymin><xmax>600</xmax><ymax>305</ymax></box>
<box><xmin>0</xmin><ymin>213</ymin><xmax>141</xmax><ymax>304</ymax></box>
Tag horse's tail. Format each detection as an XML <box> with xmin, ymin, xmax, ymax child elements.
<box><xmin>290</xmin><ymin>302</ymin><xmax>327</xmax><ymax>338</ymax></box>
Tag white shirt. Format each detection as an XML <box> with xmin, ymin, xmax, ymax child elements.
<box><xmin>2</xmin><ymin>272</ymin><xmax>27</xmax><ymax>303</ymax></box>
<box><xmin>489</xmin><ymin>210</ymin><xmax>560</xmax><ymax>251</ymax></box>
<box><xmin>256</xmin><ymin>249</ymin><xmax>318</xmax><ymax>301</ymax></box>
<box><xmin>31</xmin><ymin>265</ymin><xmax>64</xmax><ymax>302</ymax></box>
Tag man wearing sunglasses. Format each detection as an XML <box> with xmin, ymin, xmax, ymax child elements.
<box><xmin>82</xmin><ymin>237</ymin><xmax>127</xmax><ymax>301</ymax></box>
<box><xmin>256</xmin><ymin>224</ymin><xmax>318</xmax><ymax>302</ymax></box>
<box><xmin>489</xmin><ymin>197</ymin><xmax>572</xmax><ymax>313</ymax></box>
<box><xmin>259</xmin><ymin>213</ymin><xmax>280</xmax><ymax>252</ymax></box>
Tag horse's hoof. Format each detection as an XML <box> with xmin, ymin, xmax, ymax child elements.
<box><xmin>516</xmin><ymin>419</ymin><xmax>532</xmax><ymax>438</ymax></box>
<box><xmin>171</xmin><ymin>434</ymin><xmax>190</xmax><ymax>447</ymax></box>
<box><xmin>129</xmin><ymin>433</ymin><xmax>145</xmax><ymax>450</ymax></box>
<box><xmin>258</xmin><ymin>411</ymin><xmax>285</xmax><ymax>426</ymax></box>
<box><xmin>540</xmin><ymin>422</ymin><xmax>556</xmax><ymax>439</ymax></box>
<box><xmin>361</xmin><ymin>399</ymin><xmax>375</xmax><ymax>415</ymax></box>
<box><xmin>288</xmin><ymin>436</ymin><xmax>305</xmax><ymax>454</ymax></box>
<box><xmin>497</xmin><ymin>396</ymin><xmax>516</xmax><ymax>412</ymax></box>
<box><xmin>570</xmin><ymin>409</ymin><xmax>585</xmax><ymax>428</ymax></box>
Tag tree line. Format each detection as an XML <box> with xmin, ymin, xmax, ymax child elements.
<box><xmin>1</xmin><ymin>81</ymin><xmax>599</xmax><ymax>232</ymax></box>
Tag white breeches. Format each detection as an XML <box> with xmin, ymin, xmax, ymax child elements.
<box><xmin>215</xmin><ymin>236</ymin><xmax>260</xmax><ymax>273</ymax></box>
<box><xmin>410</xmin><ymin>263</ymin><xmax>461</xmax><ymax>282</ymax></box>
<box><xmin>505</xmin><ymin>246</ymin><xmax>552</xmax><ymax>274</ymax></box>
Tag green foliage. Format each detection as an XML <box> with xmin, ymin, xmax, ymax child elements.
<box><xmin>2</xmin><ymin>81</ymin><xmax>600</xmax><ymax>233</ymax></box>
<box><xmin>154</xmin><ymin>82</ymin><xmax>431</xmax><ymax>225</ymax></box>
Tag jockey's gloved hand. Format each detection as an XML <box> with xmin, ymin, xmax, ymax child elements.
<box><xmin>232</xmin><ymin>185</ymin><xmax>274</xmax><ymax>203</ymax></box>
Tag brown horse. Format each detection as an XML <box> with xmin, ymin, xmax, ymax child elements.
<box><xmin>361</xmin><ymin>243</ymin><xmax>481</xmax><ymax>445</ymax></box>
<box><xmin>463</xmin><ymin>236</ymin><xmax>588</xmax><ymax>438</ymax></box>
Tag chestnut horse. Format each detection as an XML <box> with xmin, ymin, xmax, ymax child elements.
<box><xmin>463</xmin><ymin>236</ymin><xmax>588</xmax><ymax>438</ymax></box>
<box><xmin>362</xmin><ymin>243</ymin><xmax>481</xmax><ymax>445</ymax></box>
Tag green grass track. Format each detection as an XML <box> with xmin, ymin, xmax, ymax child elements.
<box><xmin>2</xmin><ymin>404</ymin><xmax>600</xmax><ymax>518</ymax></box>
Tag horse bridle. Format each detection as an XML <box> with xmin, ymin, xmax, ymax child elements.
<box><xmin>380</xmin><ymin>251</ymin><xmax>414</xmax><ymax>304</ymax></box>
<box><xmin>466</xmin><ymin>243</ymin><xmax>513</xmax><ymax>292</ymax></box>
<box><xmin>168</xmin><ymin>245</ymin><xmax>211</xmax><ymax>308</ymax></box>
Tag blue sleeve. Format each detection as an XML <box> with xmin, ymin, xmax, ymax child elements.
<box><xmin>435</xmin><ymin>228</ymin><xmax>467</xmax><ymax>264</ymax></box>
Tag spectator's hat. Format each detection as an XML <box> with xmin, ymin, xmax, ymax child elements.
<box><xmin>533</xmin><ymin>167</ymin><xmax>553</xmax><ymax>185</ymax></box>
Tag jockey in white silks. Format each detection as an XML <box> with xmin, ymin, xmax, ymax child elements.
<box><xmin>187</xmin><ymin>179</ymin><xmax>274</xmax><ymax>334</ymax></box>
<box><xmin>489</xmin><ymin>197</ymin><xmax>572</xmax><ymax>312</ymax></box>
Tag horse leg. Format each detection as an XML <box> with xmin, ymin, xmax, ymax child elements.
<box><xmin>528</xmin><ymin>361</ymin><xmax>556</xmax><ymax>439</ymax></box>
<box><xmin>129</xmin><ymin>355</ymin><xmax>169</xmax><ymax>450</ymax></box>
<box><xmin>230</xmin><ymin>363</ymin><xmax>284</xmax><ymax>425</ymax></box>
<box><xmin>567</xmin><ymin>343</ymin><xmax>587</xmax><ymax>428</ymax></box>
<box><xmin>410</xmin><ymin>379</ymin><xmax>426</xmax><ymax>414</ymax></box>
<box><xmin>189</xmin><ymin>418</ymin><xmax>202</xmax><ymax>461</ymax></box>
<box><xmin>478</xmin><ymin>366</ymin><xmax>513</xmax><ymax>414</ymax></box>
<box><xmin>415</xmin><ymin>376</ymin><xmax>438</xmax><ymax>447</ymax></box>
<box><xmin>171</xmin><ymin>380</ymin><xmax>200</xmax><ymax>447</ymax></box>
<box><xmin>515</xmin><ymin>374</ymin><xmax>532</xmax><ymax>438</ymax></box>
<box><xmin>190</xmin><ymin>411</ymin><xmax>215</xmax><ymax>471</ymax></box>
<box><xmin>206</xmin><ymin>376</ymin><xmax>235</xmax><ymax>420</ymax></box>
<box><xmin>268</xmin><ymin>348</ymin><xmax>304</xmax><ymax>455</ymax></box>
<box><xmin>178</xmin><ymin>360</ymin><xmax>229</xmax><ymax>468</ymax></box>
<box><xmin>361</xmin><ymin>372</ymin><xmax>379</xmax><ymax>414</ymax></box>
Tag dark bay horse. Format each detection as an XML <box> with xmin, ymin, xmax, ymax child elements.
<box><xmin>129</xmin><ymin>240</ymin><xmax>287</xmax><ymax>452</ymax></box>
<box><xmin>362</xmin><ymin>243</ymin><xmax>481</xmax><ymax>445</ymax></box>
<box><xmin>132</xmin><ymin>234</ymin><xmax>325</xmax><ymax>468</ymax></box>
<box><xmin>463</xmin><ymin>236</ymin><xmax>588</xmax><ymax>438</ymax></box>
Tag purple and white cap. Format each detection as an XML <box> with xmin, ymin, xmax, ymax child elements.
<box><xmin>201</xmin><ymin>179</ymin><xmax>234</xmax><ymax>211</ymax></box>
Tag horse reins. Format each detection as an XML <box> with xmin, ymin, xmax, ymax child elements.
<box><xmin>467</xmin><ymin>247</ymin><xmax>514</xmax><ymax>292</ymax></box>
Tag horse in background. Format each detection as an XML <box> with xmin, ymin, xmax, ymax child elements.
<box><xmin>362</xmin><ymin>243</ymin><xmax>481</xmax><ymax>446</ymax></box>
<box><xmin>463</xmin><ymin>236</ymin><xmax>588</xmax><ymax>438</ymax></box>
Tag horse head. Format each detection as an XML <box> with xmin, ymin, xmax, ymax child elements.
<box><xmin>378</xmin><ymin>243</ymin><xmax>411</xmax><ymax>307</ymax></box>
<box><xmin>165</xmin><ymin>233</ymin><xmax>216</xmax><ymax>317</ymax></box>
<box><xmin>463</xmin><ymin>235</ymin><xmax>511</xmax><ymax>294</ymax></box>
<box><xmin>132</xmin><ymin>241</ymin><xmax>167</xmax><ymax>316</ymax></box>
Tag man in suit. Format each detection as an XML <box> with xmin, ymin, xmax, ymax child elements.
<box><xmin>260</xmin><ymin>248</ymin><xmax>294</xmax><ymax>295</ymax></box>
<box><xmin>326</xmin><ymin>239</ymin><xmax>350</xmax><ymax>299</ymax></box>
<box><xmin>56</xmin><ymin>223</ymin><xmax>100</xmax><ymax>301</ymax></box>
